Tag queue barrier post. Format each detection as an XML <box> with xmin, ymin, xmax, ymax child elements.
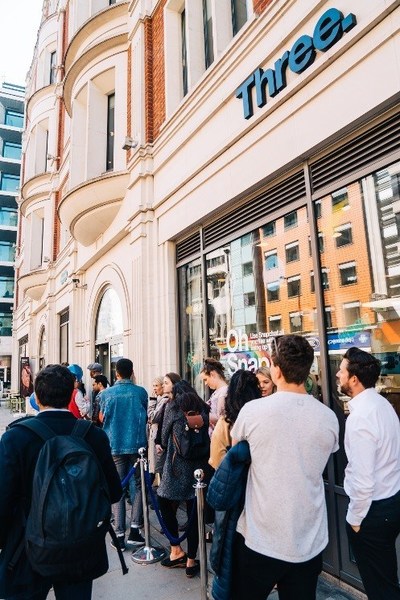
<box><xmin>131</xmin><ymin>447</ymin><xmax>167</xmax><ymax>564</ymax></box>
<box><xmin>194</xmin><ymin>469</ymin><xmax>209</xmax><ymax>600</ymax></box>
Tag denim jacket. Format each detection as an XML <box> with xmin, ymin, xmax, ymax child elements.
<box><xmin>100</xmin><ymin>379</ymin><xmax>148</xmax><ymax>454</ymax></box>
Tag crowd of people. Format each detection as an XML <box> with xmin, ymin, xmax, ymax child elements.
<box><xmin>0</xmin><ymin>335</ymin><xmax>400</xmax><ymax>600</ymax></box>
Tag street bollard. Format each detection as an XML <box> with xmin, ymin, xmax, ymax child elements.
<box><xmin>194</xmin><ymin>468</ymin><xmax>208</xmax><ymax>600</ymax></box>
<box><xmin>131</xmin><ymin>447</ymin><xmax>167</xmax><ymax>564</ymax></box>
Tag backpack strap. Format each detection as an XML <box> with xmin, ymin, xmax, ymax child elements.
<box><xmin>71</xmin><ymin>418</ymin><xmax>92</xmax><ymax>439</ymax></box>
<box><xmin>16</xmin><ymin>417</ymin><xmax>57</xmax><ymax>441</ymax></box>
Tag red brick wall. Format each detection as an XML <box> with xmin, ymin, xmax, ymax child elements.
<box><xmin>253</xmin><ymin>0</ymin><xmax>274</xmax><ymax>15</ymax></box>
<box><xmin>145</xmin><ymin>1</ymin><xmax>167</xmax><ymax>143</ymax></box>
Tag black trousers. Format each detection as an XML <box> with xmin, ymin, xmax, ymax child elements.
<box><xmin>346</xmin><ymin>489</ymin><xmax>400</xmax><ymax>600</ymax></box>
<box><xmin>232</xmin><ymin>533</ymin><xmax>322</xmax><ymax>600</ymax></box>
<box><xmin>157</xmin><ymin>495</ymin><xmax>199</xmax><ymax>559</ymax></box>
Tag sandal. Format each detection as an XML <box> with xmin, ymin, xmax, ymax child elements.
<box><xmin>161</xmin><ymin>554</ymin><xmax>187</xmax><ymax>568</ymax></box>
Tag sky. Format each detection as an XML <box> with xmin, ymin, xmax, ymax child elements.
<box><xmin>0</xmin><ymin>0</ymin><xmax>44</xmax><ymax>86</ymax></box>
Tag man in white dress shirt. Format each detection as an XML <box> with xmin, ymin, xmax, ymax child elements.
<box><xmin>338</xmin><ymin>347</ymin><xmax>400</xmax><ymax>599</ymax></box>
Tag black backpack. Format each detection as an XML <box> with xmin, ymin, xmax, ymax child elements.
<box><xmin>17</xmin><ymin>418</ymin><xmax>127</xmax><ymax>580</ymax></box>
<box><xmin>173</xmin><ymin>411</ymin><xmax>210</xmax><ymax>461</ymax></box>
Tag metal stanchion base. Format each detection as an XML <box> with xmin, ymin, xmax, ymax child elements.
<box><xmin>131</xmin><ymin>544</ymin><xmax>167</xmax><ymax>564</ymax></box>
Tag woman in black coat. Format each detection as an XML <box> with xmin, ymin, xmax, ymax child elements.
<box><xmin>157</xmin><ymin>381</ymin><xmax>210</xmax><ymax>578</ymax></box>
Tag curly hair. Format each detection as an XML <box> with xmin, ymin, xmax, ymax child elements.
<box><xmin>224</xmin><ymin>369</ymin><xmax>260</xmax><ymax>425</ymax></box>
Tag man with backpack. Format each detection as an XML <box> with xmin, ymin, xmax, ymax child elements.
<box><xmin>0</xmin><ymin>364</ymin><xmax>122</xmax><ymax>600</ymax></box>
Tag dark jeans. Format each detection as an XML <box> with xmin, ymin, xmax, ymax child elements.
<box><xmin>157</xmin><ymin>495</ymin><xmax>199</xmax><ymax>559</ymax></box>
<box><xmin>232</xmin><ymin>533</ymin><xmax>322</xmax><ymax>600</ymax></box>
<box><xmin>346</xmin><ymin>489</ymin><xmax>400</xmax><ymax>600</ymax></box>
<box><xmin>7</xmin><ymin>579</ymin><xmax>93</xmax><ymax>600</ymax></box>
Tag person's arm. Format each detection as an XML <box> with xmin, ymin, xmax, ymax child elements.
<box><xmin>209</xmin><ymin>416</ymin><xmax>231</xmax><ymax>469</ymax></box>
<box><xmin>0</xmin><ymin>432</ymin><xmax>23</xmax><ymax>547</ymax></box>
<box><xmin>345</xmin><ymin>414</ymin><xmax>377</xmax><ymax>529</ymax></box>
<box><xmin>93</xmin><ymin>429</ymin><xmax>122</xmax><ymax>504</ymax></box>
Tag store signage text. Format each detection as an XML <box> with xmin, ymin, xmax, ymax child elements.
<box><xmin>236</xmin><ymin>8</ymin><xmax>357</xmax><ymax>119</ymax></box>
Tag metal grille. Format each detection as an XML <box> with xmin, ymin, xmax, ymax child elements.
<box><xmin>176</xmin><ymin>232</ymin><xmax>201</xmax><ymax>263</ymax></box>
<box><xmin>203</xmin><ymin>170</ymin><xmax>306</xmax><ymax>249</ymax></box>
<box><xmin>19</xmin><ymin>334</ymin><xmax>28</xmax><ymax>346</ymax></box>
<box><xmin>310</xmin><ymin>111</ymin><xmax>400</xmax><ymax>193</ymax></box>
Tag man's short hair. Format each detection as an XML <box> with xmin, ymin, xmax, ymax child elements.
<box><xmin>35</xmin><ymin>364</ymin><xmax>75</xmax><ymax>409</ymax></box>
<box><xmin>93</xmin><ymin>375</ymin><xmax>108</xmax><ymax>388</ymax></box>
<box><xmin>116</xmin><ymin>358</ymin><xmax>133</xmax><ymax>379</ymax></box>
<box><xmin>343</xmin><ymin>347</ymin><xmax>381</xmax><ymax>389</ymax></box>
<box><xmin>271</xmin><ymin>335</ymin><xmax>314</xmax><ymax>385</ymax></box>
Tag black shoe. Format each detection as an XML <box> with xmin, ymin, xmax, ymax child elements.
<box><xmin>110</xmin><ymin>535</ymin><xmax>126</xmax><ymax>552</ymax></box>
<box><xmin>126</xmin><ymin>527</ymin><xmax>145</xmax><ymax>547</ymax></box>
<box><xmin>186</xmin><ymin>560</ymin><xmax>200</xmax><ymax>578</ymax></box>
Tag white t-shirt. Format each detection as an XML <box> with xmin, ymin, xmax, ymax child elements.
<box><xmin>231</xmin><ymin>392</ymin><xmax>339</xmax><ymax>563</ymax></box>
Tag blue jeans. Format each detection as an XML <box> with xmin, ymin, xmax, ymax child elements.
<box><xmin>112</xmin><ymin>454</ymin><xmax>143</xmax><ymax>535</ymax></box>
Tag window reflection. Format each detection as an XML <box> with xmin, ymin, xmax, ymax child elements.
<box><xmin>318</xmin><ymin>160</ymin><xmax>400</xmax><ymax>484</ymax></box>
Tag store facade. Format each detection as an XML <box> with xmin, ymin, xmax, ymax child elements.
<box><xmin>14</xmin><ymin>0</ymin><xmax>400</xmax><ymax>591</ymax></box>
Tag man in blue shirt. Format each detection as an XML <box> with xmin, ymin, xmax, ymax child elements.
<box><xmin>100</xmin><ymin>358</ymin><xmax>148</xmax><ymax>552</ymax></box>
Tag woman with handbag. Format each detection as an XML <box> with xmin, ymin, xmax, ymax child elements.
<box><xmin>157</xmin><ymin>381</ymin><xmax>210</xmax><ymax>578</ymax></box>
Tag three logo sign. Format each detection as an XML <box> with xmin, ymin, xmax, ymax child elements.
<box><xmin>236</xmin><ymin>8</ymin><xmax>357</xmax><ymax>119</ymax></box>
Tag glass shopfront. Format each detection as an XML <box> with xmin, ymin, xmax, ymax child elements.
<box><xmin>177</xmin><ymin>155</ymin><xmax>400</xmax><ymax>590</ymax></box>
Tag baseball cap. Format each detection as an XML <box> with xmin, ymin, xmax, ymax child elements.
<box><xmin>68</xmin><ymin>364</ymin><xmax>83</xmax><ymax>382</ymax></box>
<box><xmin>87</xmin><ymin>362</ymin><xmax>103</xmax><ymax>372</ymax></box>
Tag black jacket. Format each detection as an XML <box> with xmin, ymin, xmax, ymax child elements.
<box><xmin>0</xmin><ymin>411</ymin><xmax>122</xmax><ymax>595</ymax></box>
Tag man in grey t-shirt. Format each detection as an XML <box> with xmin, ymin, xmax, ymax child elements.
<box><xmin>231</xmin><ymin>335</ymin><xmax>339</xmax><ymax>600</ymax></box>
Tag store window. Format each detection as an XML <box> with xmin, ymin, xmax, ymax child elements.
<box><xmin>178</xmin><ymin>258</ymin><xmax>204</xmax><ymax>393</ymax></box>
<box><xmin>317</xmin><ymin>160</ymin><xmax>400</xmax><ymax>485</ymax></box>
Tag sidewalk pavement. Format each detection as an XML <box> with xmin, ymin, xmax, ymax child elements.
<box><xmin>0</xmin><ymin>404</ymin><xmax>366</xmax><ymax>600</ymax></box>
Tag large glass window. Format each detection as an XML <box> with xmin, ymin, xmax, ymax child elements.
<box><xmin>0</xmin><ymin>242</ymin><xmax>15</xmax><ymax>262</ymax></box>
<box><xmin>178</xmin><ymin>258</ymin><xmax>204</xmax><ymax>394</ymax></box>
<box><xmin>181</xmin><ymin>9</ymin><xmax>188</xmax><ymax>97</ymax></box>
<box><xmin>203</xmin><ymin>0</ymin><xmax>214</xmax><ymax>69</ymax></box>
<box><xmin>1</xmin><ymin>174</ymin><xmax>19</xmax><ymax>192</ymax></box>
<box><xmin>318</xmin><ymin>160</ymin><xmax>400</xmax><ymax>485</ymax></box>
<box><xmin>201</xmin><ymin>206</ymin><xmax>319</xmax><ymax>378</ymax></box>
<box><xmin>0</xmin><ymin>276</ymin><xmax>14</xmax><ymax>298</ymax></box>
<box><xmin>0</xmin><ymin>312</ymin><xmax>12</xmax><ymax>336</ymax></box>
<box><xmin>49</xmin><ymin>51</ymin><xmax>57</xmax><ymax>84</ymax></box>
<box><xmin>0</xmin><ymin>207</ymin><xmax>17</xmax><ymax>226</ymax></box>
<box><xmin>3</xmin><ymin>142</ymin><xmax>22</xmax><ymax>160</ymax></box>
<box><xmin>4</xmin><ymin>109</ymin><xmax>23</xmax><ymax>128</ymax></box>
<box><xmin>231</xmin><ymin>0</ymin><xmax>248</xmax><ymax>35</ymax></box>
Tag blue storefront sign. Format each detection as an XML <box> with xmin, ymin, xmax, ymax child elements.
<box><xmin>236</xmin><ymin>8</ymin><xmax>357</xmax><ymax>119</ymax></box>
<box><xmin>326</xmin><ymin>331</ymin><xmax>371</xmax><ymax>351</ymax></box>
